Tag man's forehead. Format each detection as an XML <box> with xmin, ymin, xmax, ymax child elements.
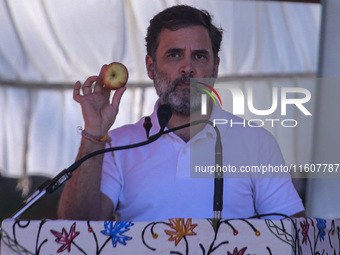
<box><xmin>157</xmin><ymin>26</ymin><xmax>213</xmax><ymax>52</ymax></box>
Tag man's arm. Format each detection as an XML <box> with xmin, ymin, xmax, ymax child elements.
<box><xmin>291</xmin><ymin>210</ymin><xmax>306</xmax><ymax>218</ymax></box>
<box><xmin>58</xmin><ymin>138</ymin><xmax>113</xmax><ymax>220</ymax></box>
<box><xmin>58</xmin><ymin>65</ymin><xmax>126</xmax><ymax>220</ymax></box>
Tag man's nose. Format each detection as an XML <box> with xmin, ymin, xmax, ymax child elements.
<box><xmin>180</xmin><ymin>56</ymin><xmax>195</xmax><ymax>76</ymax></box>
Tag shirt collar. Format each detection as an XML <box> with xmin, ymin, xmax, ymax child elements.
<box><xmin>148</xmin><ymin>100</ymin><xmax>229</xmax><ymax>142</ymax></box>
<box><xmin>191</xmin><ymin>104</ymin><xmax>227</xmax><ymax>141</ymax></box>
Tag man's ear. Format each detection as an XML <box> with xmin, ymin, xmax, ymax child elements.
<box><xmin>214</xmin><ymin>56</ymin><xmax>220</xmax><ymax>77</ymax></box>
<box><xmin>145</xmin><ymin>55</ymin><xmax>154</xmax><ymax>80</ymax></box>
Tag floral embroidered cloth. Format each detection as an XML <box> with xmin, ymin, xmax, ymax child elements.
<box><xmin>1</xmin><ymin>218</ymin><xmax>339</xmax><ymax>254</ymax></box>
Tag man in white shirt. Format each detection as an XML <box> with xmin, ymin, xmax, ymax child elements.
<box><xmin>58</xmin><ymin>5</ymin><xmax>305</xmax><ymax>220</ymax></box>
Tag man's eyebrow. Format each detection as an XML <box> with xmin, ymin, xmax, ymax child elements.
<box><xmin>193</xmin><ymin>49</ymin><xmax>210</xmax><ymax>55</ymax></box>
<box><xmin>165</xmin><ymin>48</ymin><xmax>183</xmax><ymax>54</ymax></box>
<box><xmin>164</xmin><ymin>48</ymin><xmax>210</xmax><ymax>55</ymax></box>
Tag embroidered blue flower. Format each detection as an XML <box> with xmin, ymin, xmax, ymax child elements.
<box><xmin>101</xmin><ymin>221</ymin><xmax>134</xmax><ymax>247</ymax></box>
<box><xmin>316</xmin><ymin>218</ymin><xmax>326</xmax><ymax>241</ymax></box>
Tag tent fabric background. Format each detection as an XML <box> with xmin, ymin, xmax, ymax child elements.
<box><xmin>0</xmin><ymin>0</ymin><xmax>320</xmax><ymax>185</ymax></box>
<box><xmin>0</xmin><ymin>0</ymin><xmax>319</xmax><ymax>83</ymax></box>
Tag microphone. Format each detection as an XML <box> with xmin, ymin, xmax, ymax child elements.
<box><xmin>143</xmin><ymin>116</ymin><xmax>152</xmax><ymax>139</ymax></box>
<box><xmin>157</xmin><ymin>104</ymin><xmax>172</xmax><ymax>132</ymax></box>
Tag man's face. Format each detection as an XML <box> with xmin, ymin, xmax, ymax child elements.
<box><xmin>146</xmin><ymin>26</ymin><xmax>219</xmax><ymax>116</ymax></box>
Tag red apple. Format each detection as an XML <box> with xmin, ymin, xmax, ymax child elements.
<box><xmin>102</xmin><ymin>62</ymin><xmax>129</xmax><ymax>90</ymax></box>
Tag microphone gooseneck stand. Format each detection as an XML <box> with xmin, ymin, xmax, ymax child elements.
<box><xmin>9</xmin><ymin>105</ymin><xmax>223</xmax><ymax>220</ymax></box>
<box><xmin>9</xmin><ymin>133</ymin><xmax>162</xmax><ymax>220</ymax></box>
<box><xmin>9</xmin><ymin>104</ymin><xmax>172</xmax><ymax>220</ymax></box>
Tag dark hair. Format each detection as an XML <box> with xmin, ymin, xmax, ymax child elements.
<box><xmin>145</xmin><ymin>5</ymin><xmax>223</xmax><ymax>62</ymax></box>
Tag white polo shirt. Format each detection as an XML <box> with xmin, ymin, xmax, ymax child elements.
<box><xmin>101</xmin><ymin>103</ymin><xmax>304</xmax><ymax>221</ymax></box>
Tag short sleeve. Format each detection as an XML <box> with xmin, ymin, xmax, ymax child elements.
<box><xmin>101</xmin><ymin>142</ymin><xmax>123</xmax><ymax>210</ymax></box>
<box><xmin>253</xmin><ymin>177</ymin><xmax>304</xmax><ymax>218</ymax></box>
<box><xmin>252</xmin><ymin>130</ymin><xmax>304</xmax><ymax>217</ymax></box>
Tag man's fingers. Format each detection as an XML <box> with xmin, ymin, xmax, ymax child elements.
<box><xmin>111</xmin><ymin>87</ymin><xmax>127</xmax><ymax>113</ymax></box>
<box><xmin>94</xmin><ymin>65</ymin><xmax>107</xmax><ymax>93</ymax></box>
<box><xmin>73</xmin><ymin>81</ymin><xmax>82</xmax><ymax>102</ymax></box>
<box><xmin>82</xmin><ymin>76</ymin><xmax>98</xmax><ymax>95</ymax></box>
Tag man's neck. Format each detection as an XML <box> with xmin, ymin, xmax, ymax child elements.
<box><xmin>167</xmin><ymin>107</ymin><xmax>212</xmax><ymax>143</ymax></box>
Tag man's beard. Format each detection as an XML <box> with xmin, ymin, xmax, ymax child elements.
<box><xmin>152</xmin><ymin>67</ymin><xmax>216</xmax><ymax>116</ymax></box>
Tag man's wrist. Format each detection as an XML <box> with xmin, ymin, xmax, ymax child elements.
<box><xmin>81</xmin><ymin>130</ymin><xmax>112</xmax><ymax>144</ymax></box>
<box><xmin>77</xmin><ymin>127</ymin><xmax>112</xmax><ymax>144</ymax></box>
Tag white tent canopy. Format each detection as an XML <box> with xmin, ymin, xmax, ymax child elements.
<box><xmin>0</xmin><ymin>0</ymin><xmax>319</xmax><ymax>83</ymax></box>
<box><xmin>0</xmin><ymin>0</ymin><xmax>320</xmax><ymax>177</ymax></box>
<box><xmin>1</xmin><ymin>0</ymin><xmax>323</xmax><ymax>214</ymax></box>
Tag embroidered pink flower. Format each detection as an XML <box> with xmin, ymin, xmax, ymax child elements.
<box><xmin>300</xmin><ymin>219</ymin><xmax>310</xmax><ymax>245</ymax></box>
<box><xmin>164</xmin><ymin>218</ymin><xmax>197</xmax><ymax>246</ymax></box>
<box><xmin>51</xmin><ymin>222</ymin><xmax>80</xmax><ymax>253</ymax></box>
<box><xmin>227</xmin><ymin>247</ymin><xmax>247</xmax><ymax>255</ymax></box>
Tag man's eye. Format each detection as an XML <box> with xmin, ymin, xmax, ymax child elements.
<box><xmin>196</xmin><ymin>54</ymin><xmax>207</xmax><ymax>60</ymax></box>
<box><xmin>168</xmin><ymin>53</ymin><xmax>179</xmax><ymax>58</ymax></box>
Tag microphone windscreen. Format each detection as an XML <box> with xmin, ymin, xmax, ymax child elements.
<box><xmin>143</xmin><ymin>116</ymin><xmax>152</xmax><ymax>127</ymax></box>
<box><xmin>157</xmin><ymin>104</ymin><xmax>172</xmax><ymax>131</ymax></box>
<box><xmin>143</xmin><ymin>116</ymin><xmax>152</xmax><ymax>139</ymax></box>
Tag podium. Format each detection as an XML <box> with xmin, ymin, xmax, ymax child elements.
<box><xmin>1</xmin><ymin>218</ymin><xmax>339</xmax><ymax>254</ymax></box>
